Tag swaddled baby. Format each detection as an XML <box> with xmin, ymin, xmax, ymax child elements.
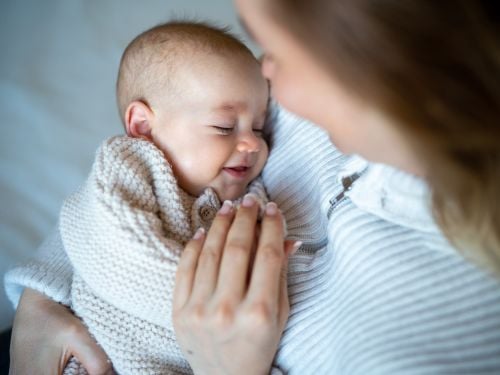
<box><xmin>61</xmin><ymin>21</ymin><xmax>270</xmax><ymax>375</ymax></box>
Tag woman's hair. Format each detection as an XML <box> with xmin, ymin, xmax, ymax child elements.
<box><xmin>266</xmin><ymin>0</ymin><xmax>500</xmax><ymax>272</ymax></box>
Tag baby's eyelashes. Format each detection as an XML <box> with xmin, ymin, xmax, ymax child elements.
<box><xmin>212</xmin><ymin>126</ymin><xmax>234</xmax><ymax>135</ymax></box>
<box><xmin>211</xmin><ymin>126</ymin><xmax>264</xmax><ymax>137</ymax></box>
<box><xmin>252</xmin><ymin>129</ymin><xmax>264</xmax><ymax>137</ymax></box>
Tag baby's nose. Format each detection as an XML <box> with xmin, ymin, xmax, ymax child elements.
<box><xmin>236</xmin><ymin>132</ymin><xmax>260</xmax><ymax>153</ymax></box>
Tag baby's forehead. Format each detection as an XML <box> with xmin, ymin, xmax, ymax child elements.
<box><xmin>117</xmin><ymin>22</ymin><xmax>262</xmax><ymax>123</ymax></box>
<box><xmin>146</xmin><ymin>38</ymin><xmax>259</xmax><ymax>88</ymax></box>
<box><xmin>146</xmin><ymin>25</ymin><xmax>252</xmax><ymax>61</ymax></box>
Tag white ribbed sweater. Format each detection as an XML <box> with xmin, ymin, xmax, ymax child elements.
<box><xmin>5</xmin><ymin>105</ymin><xmax>500</xmax><ymax>374</ymax></box>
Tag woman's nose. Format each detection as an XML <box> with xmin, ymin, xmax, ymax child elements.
<box><xmin>236</xmin><ymin>131</ymin><xmax>260</xmax><ymax>153</ymax></box>
<box><xmin>261</xmin><ymin>54</ymin><xmax>275</xmax><ymax>80</ymax></box>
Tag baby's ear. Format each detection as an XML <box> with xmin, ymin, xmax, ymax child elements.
<box><xmin>124</xmin><ymin>101</ymin><xmax>153</xmax><ymax>140</ymax></box>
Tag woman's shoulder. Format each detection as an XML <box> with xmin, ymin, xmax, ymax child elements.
<box><xmin>346</xmin><ymin>162</ymin><xmax>438</xmax><ymax>233</ymax></box>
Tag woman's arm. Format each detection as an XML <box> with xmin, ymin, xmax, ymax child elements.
<box><xmin>10</xmin><ymin>288</ymin><xmax>113</xmax><ymax>375</ymax></box>
<box><xmin>5</xmin><ymin>226</ymin><xmax>113</xmax><ymax>374</ymax></box>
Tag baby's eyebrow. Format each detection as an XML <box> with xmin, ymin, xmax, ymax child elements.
<box><xmin>212</xmin><ymin>101</ymin><xmax>246</xmax><ymax>112</ymax></box>
<box><xmin>211</xmin><ymin>102</ymin><xmax>267</xmax><ymax>121</ymax></box>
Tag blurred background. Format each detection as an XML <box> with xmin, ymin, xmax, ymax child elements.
<box><xmin>0</xmin><ymin>0</ymin><xmax>258</xmax><ymax>332</ymax></box>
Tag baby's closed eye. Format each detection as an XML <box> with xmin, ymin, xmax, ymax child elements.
<box><xmin>211</xmin><ymin>125</ymin><xmax>264</xmax><ymax>137</ymax></box>
<box><xmin>252</xmin><ymin>128</ymin><xmax>264</xmax><ymax>137</ymax></box>
<box><xmin>212</xmin><ymin>126</ymin><xmax>234</xmax><ymax>135</ymax></box>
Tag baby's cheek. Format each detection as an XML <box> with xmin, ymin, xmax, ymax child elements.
<box><xmin>172</xmin><ymin>158</ymin><xmax>209</xmax><ymax>193</ymax></box>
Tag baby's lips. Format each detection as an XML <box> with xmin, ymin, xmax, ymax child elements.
<box><xmin>224</xmin><ymin>163</ymin><xmax>253</xmax><ymax>170</ymax></box>
<box><xmin>225</xmin><ymin>166</ymin><xmax>249</xmax><ymax>172</ymax></box>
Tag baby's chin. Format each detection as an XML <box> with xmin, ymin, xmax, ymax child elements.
<box><xmin>213</xmin><ymin>186</ymin><xmax>247</xmax><ymax>203</ymax></box>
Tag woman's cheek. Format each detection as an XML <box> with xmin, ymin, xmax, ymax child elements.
<box><xmin>271</xmin><ymin>79</ymin><xmax>304</xmax><ymax>116</ymax></box>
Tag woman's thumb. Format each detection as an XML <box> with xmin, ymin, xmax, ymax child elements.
<box><xmin>64</xmin><ymin>325</ymin><xmax>114</xmax><ymax>375</ymax></box>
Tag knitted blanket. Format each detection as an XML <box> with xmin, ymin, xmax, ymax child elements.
<box><xmin>60</xmin><ymin>136</ymin><xmax>267</xmax><ymax>375</ymax></box>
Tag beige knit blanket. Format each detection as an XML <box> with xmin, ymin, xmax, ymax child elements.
<box><xmin>60</xmin><ymin>136</ymin><xmax>267</xmax><ymax>375</ymax></box>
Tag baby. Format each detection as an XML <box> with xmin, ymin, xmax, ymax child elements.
<box><xmin>60</xmin><ymin>21</ymin><xmax>270</xmax><ymax>374</ymax></box>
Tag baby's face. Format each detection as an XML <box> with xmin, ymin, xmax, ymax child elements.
<box><xmin>149</xmin><ymin>53</ymin><xmax>269</xmax><ymax>201</ymax></box>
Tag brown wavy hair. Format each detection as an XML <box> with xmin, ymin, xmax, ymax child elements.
<box><xmin>265</xmin><ymin>0</ymin><xmax>500</xmax><ymax>272</ymax></box>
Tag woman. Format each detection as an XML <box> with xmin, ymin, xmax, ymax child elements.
<box><xmin>7</xmin><ymin>0</ymin><xmax>500</xmax><ymax>374</ymax></box>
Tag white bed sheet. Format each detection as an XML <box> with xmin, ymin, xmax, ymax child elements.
<box><xmin>0</xmin><ymin>0</ymin><xmax>255</xmax><ymax>332</ymax></box>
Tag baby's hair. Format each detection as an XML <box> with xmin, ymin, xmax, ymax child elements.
<box><xmin>116</xmin><ymin>20</ymin><xmax>256</xmax><ymax>125</ymax></box>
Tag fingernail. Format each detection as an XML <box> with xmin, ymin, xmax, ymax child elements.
<box><xmin>193</xmin><ymin>227</ymin><xmax>205</xmax><ymax>240</ymax></box>
<box><xmin>242</xmin><ymin>193</ymin><xmax>255</xmax><ymax>207</ymax></box>
<box><xmin>218</xmin><ymin>200</ymin><xmax>233</xmax><ymax>215</ymax></box>
<box><xmin>291</xmin><ymin>241</ymin><xmax>302</xmax><ymax>255</ymax></box>
<box><xmin>265</xmin><ymin>202</ymin><xmax>278</xmax><ymax>216</ymax></box>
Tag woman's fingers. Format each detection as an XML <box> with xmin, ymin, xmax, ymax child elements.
<box><xmin>173</xmin><ymin>227</ymin><xmax>206</xmax><ymax>311</ymax></box>
<box><xmin>189</xmin><ymin>201</ymin><xmax>235</xmax><ymax>302</ymax></box>
<box><xmin>216</xmin><ymin>194</ymin><xmax>260</xmax><ymax>302</ymax></box>
<box><xmin>277</xmin><ymin>240</ymin><xmax>298</xmax><ymax>328</ymax></box>
<box><xmin>247</xmin><ymin>202</ymin><xmax>287</xmax><ymax>307</ymax></box>
<box><xmin>174</xmin><ymin>196</ymin><xmax>292</xmax><ymax>326</ymax></box>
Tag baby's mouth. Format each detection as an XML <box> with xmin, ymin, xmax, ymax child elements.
<box><xmin>223</xmin><ymin>166</ymin><xmax>251</xmax><ymax>179</ymax></box>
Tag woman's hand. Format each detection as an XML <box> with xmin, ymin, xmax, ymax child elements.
<box><xmin>173</xmin><ymin>196</ymin><xmax>297</xmax><ymax>375</ymax></box>
<box><xmin>9</xmin><ymin>288</ymin><xmax>113</xmax><ymax>375</ymax></box>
